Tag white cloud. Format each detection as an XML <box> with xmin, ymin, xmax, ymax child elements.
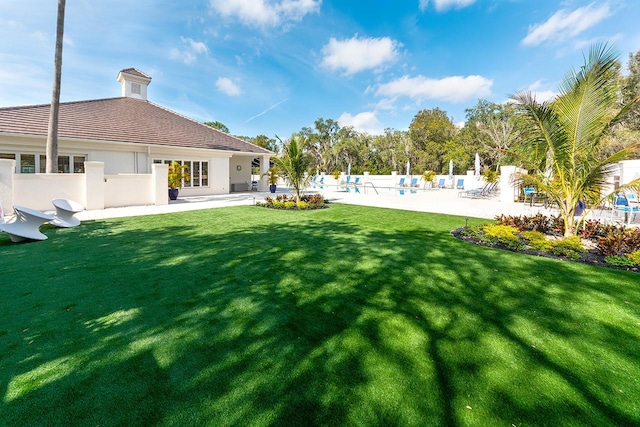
<box><xmin>216</xmin><ymin>77</ymin><xmax>242</xmax><ymax>96</ymax></box>
<box><xmin>209</xmin><ymin>0</ymin><xmax>321</xmax><ymax>28</ymax></box>
<box><xmin>522</xmin><ymin>3</ymin><xmax>611</xmax><ymax>46</ymax></box>
<box><xmin>526</xmin><ymin>80</ymin><xmax>557</xmax><ymax>103</ymax></box>
<box><xmin>419</xmin><ymin>0</ymin><xmax>476</xmax><ymax>12</ymax></box>
<box><xmin>338</xmin><ymin>111</ymin><xmax>383</xmax><ymax>135</ymax></box>
<box><xmin>170</xmin><ymin>37</ymin><xmax>209</xmax><ymax>64</ymax></box>
<box><xmin>376</xmin><ymin>74</ymin><xmax>492</xmax><ymax>103</ymax></box>
<box><xmin>321</xmin><ymin>35</ymin><xmax>401</xmax><ymax>76</ymax></box>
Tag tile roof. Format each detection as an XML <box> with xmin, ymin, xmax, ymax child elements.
<box><xmin>0</xmin><ymin>97</ymin><xmax>273</xmax><ymax>155</ymax></box>
<box><xmin>119</xmin><ymin>68</ymin><xmax>152</xmax><ymax>80</ymax></box>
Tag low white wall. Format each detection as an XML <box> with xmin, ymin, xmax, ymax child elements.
<box><xmin>14</xmin><ymin>173</ymin><xmax>85</xmax><ymax>211</ymax></box>
<box><xmin>104</xmin><ymin>174</ymin><xmax>154</xmax><ymax>208</ymax></box>
<box><xmin>0</xmin><ymin>160</ymin><xmax>169</xmax><ymax>215</ymax></box>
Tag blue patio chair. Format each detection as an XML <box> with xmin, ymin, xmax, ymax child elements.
<box><xmin>456</xmin><ymin>178</ymin><xmax>464</xmax><ymax>189</ymax></box>
<box><xmin>410</xmin><ymin>177</ymin><xmax>418</xmax><ymax>187</ymax></box>
<box><xmin>437</xmin><ymin>178</ymin><xmax>445</xmax><ymax>188</ymax></box>
<box><xmin>613</xmin><ymin>193</ymin><xmax>639</xmax><ymax>225</ymax></box>
<box><xmin>523</xmin><ymin>187</ymin><xmax>536</xmax><ymax>206</ymax></box>
<box><xmin>398</xmin><ymin>177</ymin><xmax>406</xmax><ymax>187</ymax></box>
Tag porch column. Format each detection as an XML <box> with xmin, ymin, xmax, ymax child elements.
<box><xmin>259</xmin><ymin>155</ymin><xmax>271</xmax><ymax>191</ymax></box>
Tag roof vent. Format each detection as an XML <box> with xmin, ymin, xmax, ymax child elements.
<box><xmin>116</xmin><ymin>68</ymin><xmax>152</xmax><ymax>100</ymax></box>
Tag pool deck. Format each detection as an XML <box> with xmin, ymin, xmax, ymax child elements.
<box><xmin>74</xmin><ymin>186</ymin><xmax>564</xmax><ymax>221</ymax></box>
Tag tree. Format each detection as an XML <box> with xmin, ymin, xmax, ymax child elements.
<box><xmin>249</xmin><ymin>134</ymin><xmax>278</xmax><ymax>152</ymax></box>
<box><xmin>204</xmin><ymin>121</ymin><xmax>230</xmax><ymax>133</ymax></box>
<box><xmin>45</xmin><ymin>0</ymin><xmax>66</xmax><ymax>173</ymax></box>
<box><xmin>464</xmin><ymin>100</ymin><xmax>523</xmax><ymax>170</ymax></box>
<box><xmin>273</xmin><ymin>135</ymin><xmax>313</xmax><ymax>204</ymax></box>
<box><xmin>300</xmin><ymin>118</ymin><xmax>341</xmax><ymax>172</ymax></box>
<box><xmin>511</xmin><ymin>43</ymin><xmax>640</xmax><ymax>237</ymax></box>
<box><xmin>408</xmin><ymin>108</ymin><xmax>457</xmax><ymax>173</ymax></box>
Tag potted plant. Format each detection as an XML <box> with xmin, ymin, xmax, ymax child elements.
<box><xmin>262</xmin><ymin>166</ymin><xmax>280</xmax><ymax>193</ymax></box>
<box><xmin>168</xmin><ymin>161</ymin><xmax>190</xmax><ymax>200</ymax></box>
<box><xmin>422</xmin><ymin>170</ymin><xmax>436</xmax><ymax>188</ymax></box>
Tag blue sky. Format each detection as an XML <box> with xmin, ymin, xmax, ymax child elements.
<box><xmin>1</xmin><ymin>1</ymin><xmax>639</xmax><ymax>138</ymax></box>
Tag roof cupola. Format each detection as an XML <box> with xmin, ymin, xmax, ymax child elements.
<box><xmin>116</xmin><ymin>68</ymin><xmax>152</xmax><ymax>100</ymax></box>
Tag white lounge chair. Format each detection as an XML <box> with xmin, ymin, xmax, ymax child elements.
<box><xmin>50</xmin><ymin>198</ymin><xmax>84</xmax><ymax>227</ymax></box>
<box><xmin>0</xmin><ymin>205</ymin><xmax>54</xmax><ymax>242</ymax></box>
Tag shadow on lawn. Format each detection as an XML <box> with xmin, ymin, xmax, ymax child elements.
<box><xmin>0</xmin><ymin>206</ymin><xmax>639</xmax><ymax>426</ymax></box>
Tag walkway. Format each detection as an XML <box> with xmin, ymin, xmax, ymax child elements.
<box><xmin>74</xmin><ymin>187</ymin><xmax>557</xmax><ymax>221</ymax></box>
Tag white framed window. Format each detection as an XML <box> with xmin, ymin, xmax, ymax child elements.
<box><xmin>154</xmin><ymin>159</ymin><xmax>210</xmax><ymax>188</ymax></box>
<box><xmin>131</xmin><ymin>82</ymin><xmax>141</xmax><ymax>95</ymax></box>
<box><xmin>0</xmin><ymin>153</ymin><xmax>87</xmax><ymax>174</ymax></box>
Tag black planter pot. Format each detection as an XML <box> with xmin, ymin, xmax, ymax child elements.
<box><xmin>269</xmin><ymin>184</ymin><xmax>277</xmax><ymax>193</ymax></box>
<box><xmin>168</xmin><ymin>188</ymin><xmax>179</xmax><ymax>200</ymax></box>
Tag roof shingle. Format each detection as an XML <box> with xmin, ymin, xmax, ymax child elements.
<box><xmin>0</xmin><ymin>97</ymin><xmax>272</xmax><ymax>155</ymax></box>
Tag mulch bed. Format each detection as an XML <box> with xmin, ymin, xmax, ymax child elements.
<box><xmin>451</xmin><ymin>227</ymin><xmax>640</xmax><ymax>274</ymax></box>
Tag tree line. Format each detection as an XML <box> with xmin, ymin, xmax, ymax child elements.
<box><xmin>210</xmin><ymin>48</ymin><xmax>639</xmax><ymax>178</ymax></box>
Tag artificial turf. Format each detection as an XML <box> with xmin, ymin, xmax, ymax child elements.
<box><xmin>0</xmin><ymin>203</ymin><xmax>638</xmax><ymax>426</ymax></box>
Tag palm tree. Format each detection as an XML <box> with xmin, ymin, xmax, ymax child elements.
<box><xmin>46</xmin><ymin>0</ymin><xmax>66</xmax><ymax>173</ymax></box>
<box><xmin>511</xmin><ymin>43</ymin><xmax>640</xmax><ymax>237</ymax></box>
<box><xmin>273</xmin><ymin>135</ymin><xmax>313</xmax><ymax>205</ymax></box>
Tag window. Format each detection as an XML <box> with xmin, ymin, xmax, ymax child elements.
<box><xmin>202</xmin><ymin>162</ymin><xmax>209</xmax><ymax>186</ymax></box>
<box><xmin>0</xmin><ymin>153</ymin><xmax>16</xmax><ymax>159</ymax></box>
<box><xmin>21</xmin><ymin>154</ymin><xmax>35</xmax><ymax>173</ymax></box>
<box><xmin>154</xmin><ymin>159</ymin><xmax>209</xmax><ymax>188</ymax></box>
<box><xmin>131</xmin><ymin>82</ymin><xmax>141</xmax><ymax>95</ymax></box>
<box><xmin>58</xmin><ymin>156</ymin><xmax>70</xmax><ymax>173</ymax></box>
<box><xmin>73</xmin><ymin>156</ymin><xmax>86</xmax><ymax>173</ymax></box>
<box><xmin>12</xmin><ymin>154</ymin><xmax>87</xmax><ymax>174</ymax></box>
<box><xmin>192</xmin><ymin>162</ymin><xmax>200</xmax><ymax>187</ymax></box>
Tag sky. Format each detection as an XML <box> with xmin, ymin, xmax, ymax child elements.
<box><xmin>1</xmin><ymin>0</ymin><xmax>639</xmax><ymax>139</ymax></box>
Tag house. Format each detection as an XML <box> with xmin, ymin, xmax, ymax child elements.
<box><xmin>0</xmin><ymin>68</ymin><xmax>273</xmax><ymax>197</ymax></box>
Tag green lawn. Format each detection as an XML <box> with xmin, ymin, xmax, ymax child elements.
<box><xmin>1</xmin><ymin>204</ymin><xmax>638</xmax><ymax>426</ymax></box>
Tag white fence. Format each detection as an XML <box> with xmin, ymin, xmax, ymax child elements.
<box><xmin>0</xmin><ymin>159</ymin><xmax>168</xmax><ymax>214</ymax></box>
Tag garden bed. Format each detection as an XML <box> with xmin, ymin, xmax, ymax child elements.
<box><xmin>451</xmin><ymin>214</ymin><xmax>640</xmax><ymax>273</ymax></box>
<box><xmin>256</xmin><ymin>193</ymin><xmax>329</xmax><ymax>210</ymax></box>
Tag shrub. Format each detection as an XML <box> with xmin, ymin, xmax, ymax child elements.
<box><xmin>284</xmin><ymin>201</ymin><xmax>296</xmax><ymax>209</ymax></box>
<box><xmin>297</xmin><ymin>201</ymin><xmax>309</xmax><ymax>210</ymax></box>
<box><xmin>549</xmin><ymin>215</ymin><xmax>565</xmax><ymax>235</ymax></box>
<box><xmin>627</xmin><ymin>250</ymin><xmax>640</xmax><ymax>266</ymax></box>
<box><xmin>482</xmin><ymin>224</ymin><xmax>524</xmax><ymax>250</ymax></box>
<box><xmin>521</xmin><ymin>230</ymin><xmax>553</xmax><ymax>252</ymax></box>
<box><xmin>551</xmin><ymin>236</ymin><xmax>585</xmax><ymax>260</ymax></box>
<box><xmin>605</xmin><ymin>255</ymin><xmax>636</xmax><ymax>267</ymax></box>
<box><xmin>597</xmin><ymin>226</ymin><xmax>630</xmax><ymax>256</ymax></box>
<box><xmin>578</xmin><ymin>219</ymin><xmax>603</xmax><ymax>239</ymax></box>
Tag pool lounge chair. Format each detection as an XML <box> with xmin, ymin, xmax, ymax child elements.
<box><xmin>398</xmin><ymin>177</ymin><xmax>406</xmax><ymax>187</ymax></box>
<box><xmin>456</xmin><ymin>178</ymin><xmax>464</xmax><ymax>189</ymax></box>
<box><xmin>458</xmin><ymin>182</ymin><xmax>497</xmax><ymax>198</ymax></box>
<box><xmin>437</xmin><ymin>178</ymin><xmax>446</xmax><ymax>188</ymax></box>
<box><xmin>410</xmin><ymin>177</ymin><xmax>419</xmax><ymax>187</ymax></box>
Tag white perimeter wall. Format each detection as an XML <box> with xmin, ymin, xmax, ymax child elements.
<box><xmin>0</xmin><ymin>159</ymin><xmax>168</xmax><ymax>214</ymax></box>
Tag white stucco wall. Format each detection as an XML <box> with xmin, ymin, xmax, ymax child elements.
<box><xmin>14</xmin><ymin>173</ymin><xmax>85</xmax><ymax>211</ymax></box>
<box><xmin>619</xmin><ymin>159</ymin><xmax>640</xmax><ymax>185</ymax></box>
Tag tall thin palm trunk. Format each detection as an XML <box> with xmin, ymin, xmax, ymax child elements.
<box><xmin>46</xmin><ymin>0</ymin><xmax>66</xmax><ymax>173</ymax></box>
